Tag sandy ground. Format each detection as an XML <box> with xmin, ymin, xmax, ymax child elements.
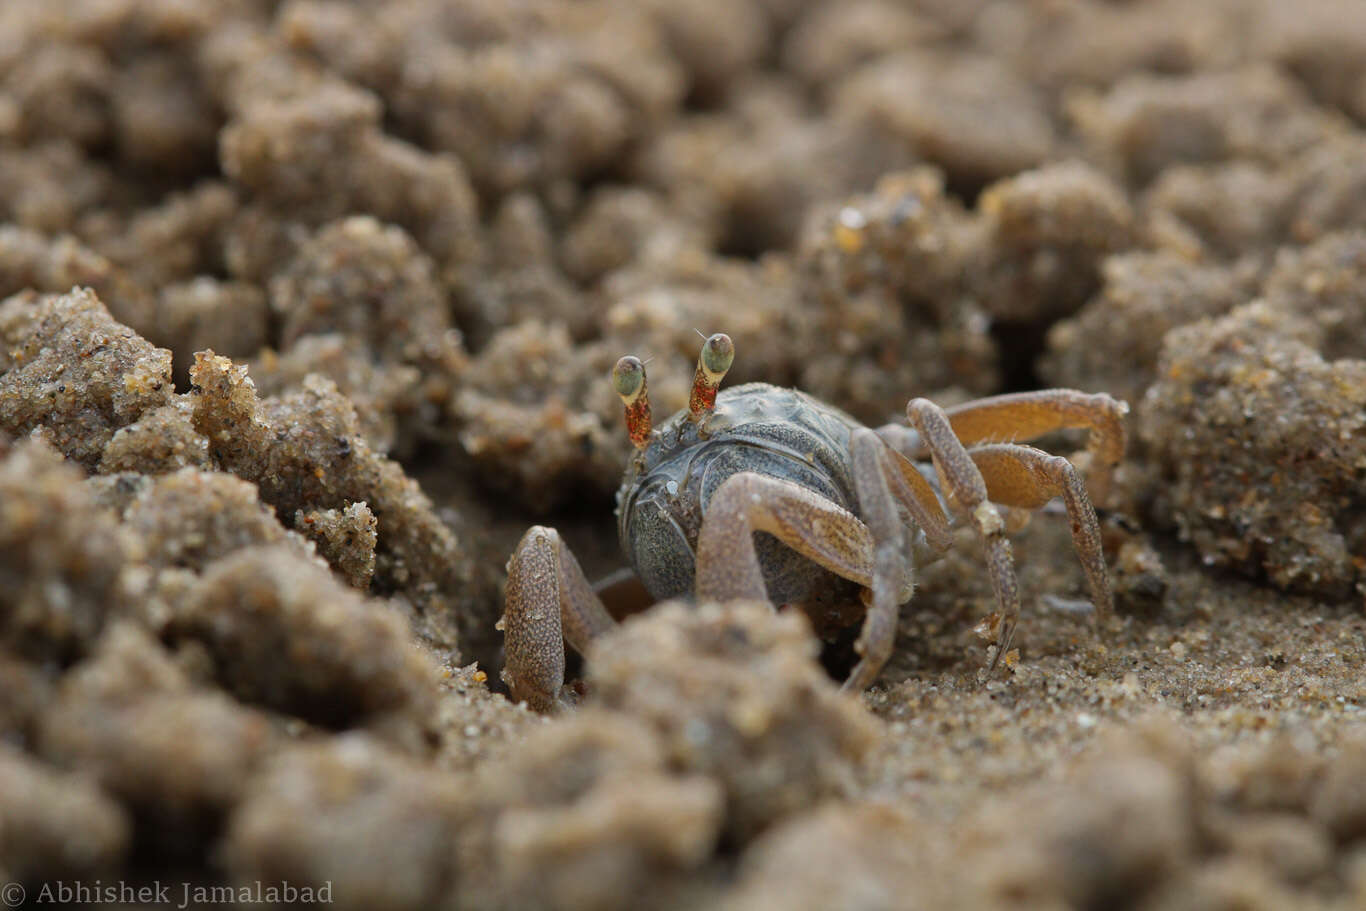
<box><xmin>0</xmin><ymin>1</ymin><xmax>1364</xmax><ymax>909</ymax></box>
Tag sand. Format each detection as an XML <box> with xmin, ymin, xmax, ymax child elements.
<box><xmin>0</xmin><ymin>1</ymin><xmax>1363</xmax><ymax>908</ymax></box>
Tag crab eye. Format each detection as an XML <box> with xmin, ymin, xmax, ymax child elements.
<box><xmin>689</xmin><ymin>333</ymin><xmax>733</xmax><ymax>422</ymax></box>
<box><xmin>612</xmin><ymin>355</ymin><xmax>653</xmax><ymax>449</ymax></box>
<box><xmin>699</xmin><ymin>333</ymin><xmax>734</xmax><ymax>377</ymax></box>
<box><xmin>612</xmin><ymin>356</ymin><xmax>646</xmax><ymax>403</ymax></box>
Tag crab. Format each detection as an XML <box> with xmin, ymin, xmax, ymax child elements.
<box><xmin>500</xmin><ymin>333</ymin><xmax>1127</xmax><ymax>712</ymax></box>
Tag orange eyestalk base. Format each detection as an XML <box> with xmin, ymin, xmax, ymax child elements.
<box><xmin>688</xmin><ymin>333</ymin><xmax>734</xmax><ymax>421</ymax></box>
<box><xmin>611</xmin><ymin>356</ymin><xmax>652</xmax><ymax>449</ymax></box>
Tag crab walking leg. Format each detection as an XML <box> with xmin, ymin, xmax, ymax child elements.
<box><xmin>969</xmin><ymin>444</ymin><xmax>1113</xmax><ymax>624</ymax></box>
<box><xmin>501</xmin><ymin>526</ymin><xmax>616</xmax><ymax>713</ymax></box>
<box><xmin>871</xmin><ymin>423</ymin><xmax>925</xmax><ymax>463</ymax></box>
<box><xmin>881</xmin><ymin>443</ymin><xmax>955</xmax><ymax>554</ymax></box>
<box><xmin>938</xmin><ymin>390</ymin><xmax>1128</xmax><ymax>504</ymax></box>
<box><xmin>841</xmin><ymin>430</ymin><xmax>913</xmax><ymax>692</ymax></box>
<box><xmin>906</xmin><ymin>398</ymin><xmax>1021</xmax><ymax>671</ymax></box>
<box><xmin>694</xmin><ymin>471</ymin><xmax>876</xmax><ymax>605</ymax></box>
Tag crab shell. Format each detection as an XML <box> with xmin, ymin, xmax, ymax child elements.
<box><xmin>615</xmin><ymin>382</ymin><xmax>934</xmax><ymax>611</ymax></box>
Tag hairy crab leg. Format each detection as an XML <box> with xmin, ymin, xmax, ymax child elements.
<box><xmin>843</xmin><ymin>428</ymin><xmax>973</xmax><ymax>690</ymax></box>
<box><xmin>934</xmin><ymin>390</ymin><xmax>1128</xmax><ymax>505</ymax></box>
<box><xmin>694</xmin><ymin>470</ymin><xmax>876</xmax><ymax>602</ymax></box>
<box><xmin>871</xmin><ymin>423</ymin><xmax>925</xmax><ymax>462</ymax></box>
<box><xmin>968</xmin><ymin>444</ymin><xmax>1113</xmax><ymax>624</ymax></box>
<box><xmin>500</xmin><ymin>526</ymin><xmax>616</xmax><ymax>713</ymax></box>
<box><xmin>906</xmin><ymin>398</ymin><xmax>1022</xmax><ymax>672</ymax></box>
<box><xmin>693</xmin><ymin>439</ymin><xmax>956</xmax><ymax>692</ymax></box>
<box><xmin>841</xmin><ymin>429</ymin><xmax>910</xmax><ymax>691</ymax></box>
<box><xmin>879</xmin><ymin>441</ymin><xmax>955</xmax><ymax>554</ymax></box>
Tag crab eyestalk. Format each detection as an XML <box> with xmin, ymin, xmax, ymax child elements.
<box><xmin>689</xmin><ymin>333</ymin><xmax>734</xmax><ymax>422</ymax></box>
<box><xmin>612</xmin><ymin>355</ymin><xmax>653</xmax><ymax>449</ymax></box>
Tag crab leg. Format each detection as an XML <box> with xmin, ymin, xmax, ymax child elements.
<box><xmin>877</xmin><ymin>441</ymin><xmax>955</xmax><ymax>555</ymax></box>
<box><xmin>500</xmin><ymin>526</ymin><xmax>616</xmax><ymax>712</ymax></box>
<box><xmin>937</xmin><ymin>390</ymin><xmax>1128</xmax><ymax>504</ymax></box>
<box><xmin>842</xmin><ymin>429</ymin><xmax>969</xmax><ymax>689</ymax></box>
<box><xmin>880</xmin><ymin>391</ymin><xmax>1127</xmax><ymax>503</ymax></box>
<box><xmin>694</xmin><ymin>472</ymin><xmax>878</xmax><ymax>603</ymax></box>
<box><xmin>968</xmin><ymin>444</ymin><xmax>1112</xmax><ymax>623</ymax></box>
<box><xmin>906</xmin><ymin>398</ymin><xmax>1022</xmax><ymax>672</ymax></box>
<box><xmin>694</xmin><ymin>451</ymin><xmax>939</xmax><ymax>692</ymax></box>
<box><xmin>841</xmin><ymin>430</ymin><xmax>908</xmax><ymax>691</ymax></box>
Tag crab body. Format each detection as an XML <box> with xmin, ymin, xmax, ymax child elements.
<box><xmin>618</xmin><ymin>383</ymin><xmax>932</xmax><ymax>612</ymax></box>
<box><xmin>500</xmin><ymin>333</ymin><xmax>1127</xmax><ymax>712</ymax></box>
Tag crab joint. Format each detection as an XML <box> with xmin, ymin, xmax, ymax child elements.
<box><xmin>688</xmin><ymin>333</ymin><xmax>734</xmax><ymax>421</ymax></box>
<box><xmin>611</xmin><ymin>355</ymin><xmax>653</xmax><ymax>449</ymax></box>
